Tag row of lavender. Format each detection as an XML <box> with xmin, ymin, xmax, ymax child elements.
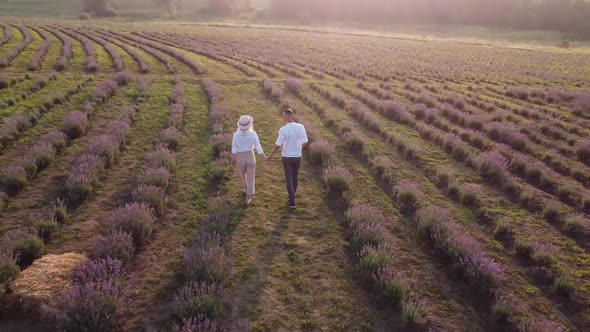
<box><xmin>57</xmin><ymin>27</ymin><xmax>99</xmax><ymax>73</ymax></box>
<box><xmin>27</xmin><ymin>26</ymin><xmax>51</xmax><ymax>71</ymax></box>
<box><xmin>265</xmin><ymin>78</ymin><xmax>430</xmax><ymax>327</ymax></box>
<box><xmin>0</xmin><ymin>25</ymin><xmax>12</xmax><ymax>46</ymax></box>
<box><xmin>333</xmin><ymin>83</ymin><xmax>589</xmax><ymax>234</ymax></box>
<box><xmin>57</xmin><ymin>79</ymin><xmax>186</xmax><ymax>331</ymax></box>
<box><xmin>44</xmin><ymin>27</ymin><xmax>72</xmax><ymax>71</ymax></box>
<box><xmin>113</xmin><ymin>31</ymin><xmax>203</xmax><ymax>75</ymax></box>
<box><xmin>135</xmin><ymin>32</ymin><xmax>258</xmax><ymax>78</ymax></box>
<box><xmin>0</xmin><ymin>70</ymin><xmax>58</xmax><ymax>110</ymax></box>
<box><xmin>71</xmin><ymin>27</ymin><xmax>124</xmax><ymax>72</ymax></box>
<box><xmin>286</xmin><ymin>78</ymin><xmax>571</xmax><ymax>330</ymax></box>
<box><xmin>99</xmin><ymin>29</ymin><xmax>175</xmax><ymax>73</ymax></box>
<box><xmin>0</xmin><ymin>73</ymin><xmax>133</xmax><ymax>298</ymax></box>
<box><xmin>375</xmin><ymin>81</ymin><xmax>590</xmax><ymax>188</ymax></box>
<box><xmin>169</xmin><ymin>79</ymin><xmax>233</xmax><ymax>331</ymax></box>
<box><xmin>0</xmin><ymin>74</ymin><xmax>131</xmax><ymax>196</ymax></box>
<box><xmin>312</xmin><ymin>81</ymin><xmax>582</xmax><ymax>297</ymax></box>
<box><xmin>91</xmin><ymin>29</ymin><xmax>149</xmax><ymax>73</ymax></box>
<box><xmin>0</xmin><ymin>25</ymin><xmax>32</xmax><ymax>68</ymax></box>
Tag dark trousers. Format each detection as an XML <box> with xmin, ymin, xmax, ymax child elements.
<box><xmin>282</xmin><ymin>157</ymin><xmax>301</xmax><ymax>206</ymax></box>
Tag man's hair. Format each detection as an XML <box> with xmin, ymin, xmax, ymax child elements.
<box><xmin>283</xmin><ymin>108</ymin><xmax>294</xmax><ymax>116</ymax></box>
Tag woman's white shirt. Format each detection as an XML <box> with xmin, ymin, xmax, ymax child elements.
<box><xmin>232</xmin><ymin>131</ymin><xmax>264</xmax><ymax>155</ymax></box>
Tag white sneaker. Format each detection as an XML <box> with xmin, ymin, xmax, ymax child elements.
<box><xmin>246</xmin><ymin>196</ymin><xmax>252</xmax><ymax>205</ymax></box>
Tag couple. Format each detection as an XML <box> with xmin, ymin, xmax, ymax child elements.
<box><xmin>231</xmin><ymin>109</ymin><xmax>308</xmax><ymax>209</ymax></box>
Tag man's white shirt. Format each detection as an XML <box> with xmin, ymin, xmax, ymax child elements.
<box><xmin>275</xmin><ymin>122</ymin><xmax>308</xmax><ymax>157</ymax></box>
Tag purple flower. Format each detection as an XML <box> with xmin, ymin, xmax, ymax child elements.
<box><xmin>485</xmin><ymin>122</ymin><xmax>528</xmax><ymax>151</ymax></box>
<box><xmin>113</xmin><ymin>70</ymin><xmax>132</xmax><ymax>86</ymax></box>
<box><xmin>346</xmin><ymin>203</ymin><xmax>384</xmax><ymax>226</ymax></box>
<box><xmin>105</xmin><ymin>202</ymin><xmax>156</xmax><ymax>246</ymax></box>
<box><xmin>173</xmin><ymin>282</ymin><xmax>224</xmax><ymax>321</ymax></box>
<box><xmin>286</xmin><ymin>77</ymin><xmax>303</xmax><ymax>94</ymax></box>
<box><xmin>93</xmin><ymin>80</ymin><xmax>118</xmax><ymax>100</ymax></box>
<box><xmin>74</xmin><ymin>257</ymin><xmax>125</xmax><ymax>284</ymax></box>
<box><xmin>183</xmin><ymin>237</ymin><xmax>232</xmax><ymax>283</ymax></box>
<box><xmin>83</xmin><ymin>134</ymin><xmax>120</xmax><ymax>167</ymax></box>
<box><xmin>105</xmin><ymin>120</ymin><xmax>131</xmax><ymax>145</ymax></box>
<box><xmin>132</xmin><ymin>184</ymin><xmax>166</xmax><ymax>215</ymax></box>
<box><xmin>91</xmin><ymin>231</ymin><xmax>135</xmax><ymax>265</ymax></box>
<box><xmin>62</xmin><ymin>111</ymin><xmax>88</xmax><ymax>138</ymax></box>
<box><xmin>138</xmin><ymin>167</ymin><xmax>171</xmax><ymax>189</ymax></box>
<box><xmin>323</xmin><ymin>166</ymin><xmax>353</xmax><ymax>193</ymax></box>
<box><xmin>60</xmin><ymin>280</ymin><xmax>125</xmax><ymax>331</ymax></box>
<box><xmin>476</xmin><ymin>150</ymin><xmax>510</xmax><ymax>184</ymax></box>
<box><xmin>172</xmin><ymin>317</ymin><xmax>218</xmax><ymax>332</ymax></box>
<box><xmin>41</xmin><ymin>130</ymin><xmax>67</xmax><ymax>152</ymax></box>
<box><xmin>0</xmin><ymin>165</ymin><xmax>28</xmax><ymax>194</ymax></box>
<box><xmin>145</xmin><ymin>145</ymin><xmax>176</xmax><ymax>169</ymax></box>
<box><xmin>161</xmin><ymin>126</ymin><xmax>183</xmax><ymax>150</ymax></box>
<box><xmin>202</xmin><ymin>79</ymin><xmax>222</xmax><ymax>104</ymax></box>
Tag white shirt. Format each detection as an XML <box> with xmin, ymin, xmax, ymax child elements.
<box><xmin>275</xmin><ymin>122</ymin><xmax>308</xmax><ymax>158</ymax></box>
<box><xmin>232</xmin><ymin>131</ymin><xmax>264</xmax><ymax>155</ymax></box>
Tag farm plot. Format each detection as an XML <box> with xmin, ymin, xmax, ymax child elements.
<box><xmin>0</xmin><ymin>18</ymin><xmax>589</xmax><ymax>332</ymax></box>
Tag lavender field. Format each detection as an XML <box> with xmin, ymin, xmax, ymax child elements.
<box><xmin>0</xmin><ymin>17</ymin><xmax>589</xmax><ymax>332</ymax></box>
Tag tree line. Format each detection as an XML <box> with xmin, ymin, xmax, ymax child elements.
<box><xmin>79</xmin><ymin>0</ymin><xmax>590</xmax><ymax>38</ymax></box>
<box><xmin>268</xmin><ymin>0</ymin><xmax>590</xmax><ymax>38</ymax></box>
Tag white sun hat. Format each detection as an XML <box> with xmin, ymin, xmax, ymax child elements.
<box><xmin>238</xmin><ymin>115</ymin><xmax>254</xmax><ymax>131</ymax></box>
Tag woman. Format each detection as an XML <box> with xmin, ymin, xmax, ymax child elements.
<box><xmin>231</xmin><ymin>115</ymin><xmax>266</xmax><ymax>205</ymax></box>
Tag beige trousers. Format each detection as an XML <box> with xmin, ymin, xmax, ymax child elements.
<box><xmin>236</xmin><ymin>151</ymin><xmax>256</xmax><ymax>196</ymax></box>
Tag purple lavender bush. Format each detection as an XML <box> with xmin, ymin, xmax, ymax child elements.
<box><xmin>183</xmin><ymin>237</ymin><xmax>232</xmax><ymax>283</ymax></box>
<box><xmin>60</xmin><ymin>279</ymin><xmax>125</xmax><ymax>332</ymax></box>
<box><xmin>66</xmin><ymin>154</ymin><xmax>106</xmax><ymax>203</ymax></box>
<box><xmin>138</xmin><ymin>167</ymin><xmax>171</xmax><ymax>189</ymax></box>
<box><xmin>359</xmin><ymin>244</ymin><xmax>392</xmax><ymax>275</ymax></box>
<box><xmin>41</xmin><ymin>130</ymin><xmax>67</xmax><ymax>153</ymax></box>
<box><xmin>83</xmin><ymin>135</ymin><xmax>120</xmax><ymax>167</ymax></box>
<box><xmin>352</xmin><ymin>220</ymin><xmax>385</xmax><ymax>253</ymax></box>
<box><xmin>476</xmin><ymin>150</ymin><xmax>510</xmax><ymax>185</ymax></box>
<box><xmin>286</xmin><ymin>77</ymin><xmax>303</xmax><ymax>95</ymax></box>
<box><xmin>173</xmin><ymin>282</ymin><xmax>224</xmax><ymax>321</ymax></box>
<box><xmin>202</xmin><ymin>79</ymin><xmax>222</xmax><ymax>104</ymax></box>
<box><xmin>93</xmin><ymin>80</ymin><xmax>118</xmax><ymax>100</ymax></box>
<box><xmin>308</xmin><ymin>140</ymin><xmax>335</xmax><ymax>166</ymax></box>
<box><xmin>0</xmin><ymin>249</ymin><xmax>20</xmax><ymax>284</ymax></box>
<box><xmin>346</xmin><ymin>203</ymin><xmax>385</xmax><ymax>227</ymax></box>
<box><xmin>161</xmin><ymin>127</ymin><xmax>183</xmax><ymax>150</ymax></box>
<box><xmin>105</xmin><ymin>202</ymin><xmax>156</xmax><ymax>246</ymax></box>
<box><xmin>62</xmin><ymin>112</ymin><xmax>88</xmax><ymax>138</ymax></box>
<box><xmin>91</xmin><ymin>231</ymin><xmax>135</xmax><ymax>265</ymax></box>
<box><xmin>29</xmin><ymin>142</ymin><xmax>55</xmax><ymax>170</ymax></box>
<box><xmin>113</xmin><ymin>70</ymin><xmax>132</xmax><ymax>86</ymax></box>
<box><xmin>74</xmin><ymin>257</ymin><xmax>125</xmax><ymax>284</ymax></box>
<box><xmin>204</xmin><ymin>212</ymin><xmax>232</xmax><ymax>238</ymax></box>
<box><xmin>172</xmin><ymin>317</ymin><xmax>218</xmax><ymax>332</ymax></box>
<box><xmin>0</xmin><ymin>166</ymin><xmax>28</xmax><ymax>194</ymax></box>
<box><xmin>132</xmin><ymin>185</ymin><xmax>166</xmax><ymax>215</ymax></box>
<box><xmin>145</xmin><ymin>145</ymin><xmax>176</xmax><ymax>169</ymax></box>
<box><xmin>323</xmin><ymin>166</ymin><xmax>353</xmax><ymax>194</ymax></box>
<box><xmin>394</xmin><ymin>182</ymin><xmax>420</xmax><ymax>214</ymax></box>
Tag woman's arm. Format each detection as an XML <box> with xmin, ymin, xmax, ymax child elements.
<box><xmin>254</xmin><ymin>132</ymin><xmax>265</xmax><ymax>156</ymax></box>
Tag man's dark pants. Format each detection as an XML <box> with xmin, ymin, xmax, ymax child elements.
<box><xmin>282</xmin><ymin>157</ymin><xmax>301</xmax><ymax>206</ymax></box>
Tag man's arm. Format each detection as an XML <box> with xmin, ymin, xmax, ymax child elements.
<box><xmin>301</xmin><ymin>126</ymin><xmax>309</xmax><ymax>149</ymax></box>
<box><xmin>267</xmin><ymin>145</ymin><xmax>280</xmax><ymax>161</ymax></box>
<box><xmin>267</xmin><ymin>127</ymin><xmax>284</xmax><ymax>161</ymax></box>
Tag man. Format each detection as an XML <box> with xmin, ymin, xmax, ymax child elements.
<box><xmin>267</xmin><ymin>109</ymin><xmax>309</xmax><ymax>209</ymax></box>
